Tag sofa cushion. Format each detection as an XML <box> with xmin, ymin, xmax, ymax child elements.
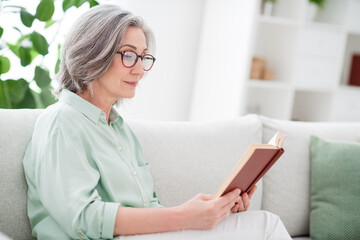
<box><xmin>259</xmin><ymin>116</ymin><xmax>360</xmax><ymax>237</ymax></box>
<box><xmin>128</xmin><ymin>114</ymin><xmax>263</xmax><ymax>209</ymax></box>
<box><xmin>310</xmin><ymin>136</ymin><xmax>360</xmax><ymax>240</ymax></box>
<box><xmin>0</xmin><ymin>109</ymin><xmax>42</xmax><ymax>240</ymax></box>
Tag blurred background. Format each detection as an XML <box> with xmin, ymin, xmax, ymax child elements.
<box><xmin>1</xmin><ymin>0</ymin><xmax>360</xmax><ymax>122</ymax></box>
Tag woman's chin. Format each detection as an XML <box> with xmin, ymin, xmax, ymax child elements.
<box><xmin>119</xmin><ymin>92</ymin><xmax>136</xmax><ymax>99</ymax></box>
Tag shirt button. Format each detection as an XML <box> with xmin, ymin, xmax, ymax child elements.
<box><xmin>133</xmin><ymin>171</ymin><xmax>137</xmax><ymax>176</ymax></box>
<box><xmin>118</xmin><ymin>145</ymin><xmax>123</xmax><ymax>151</ymax></box>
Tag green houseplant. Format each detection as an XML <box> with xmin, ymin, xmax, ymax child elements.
<box><xmin>0</xmin><ymin>0</ymin><xmax>99</xmax><ymax>109</ymax></box>
<box><xmin>262</xmin><ymin>0</ymin><xmax>277</xmax><ymax>16</ymax></box>
<box><xmin>309</xmin><ymin>0</ymin><xmax>326</xmax><ymax>9</ymax></box>
<box><xmin>307</xmin><ymin>0</ymin><xmax>326</xmax><ymax>20</ymax></box>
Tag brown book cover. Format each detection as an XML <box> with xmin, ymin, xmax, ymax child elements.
<box><xmin>214</xmin><ymin>132</ymin><xmax>285</xmax><ymax>198</ymax></box>
<box><xmin>349</xmin><ymin>54</ymin><xmax>360</xmax><ymax>87</ymax></box>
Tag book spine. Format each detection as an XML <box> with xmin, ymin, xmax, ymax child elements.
<box><xmin>245</xmin><ymin>148</ymin><xmax>284</xmax><ymax>193</ymax></box>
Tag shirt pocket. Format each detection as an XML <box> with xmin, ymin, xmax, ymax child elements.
<box><xmin>137</xmin><ymin>162</ymin><xmax>153</xmax><ymax>184</ymax></box>
<box><xmin>134</xmin><ymin>145</ymin><xmax>148</xmax><ymax>167</ymax></box>
<box><xmin>135</xmin><ymin>162</ymin><xmax>162</xmax><ymax>207</ymax></box>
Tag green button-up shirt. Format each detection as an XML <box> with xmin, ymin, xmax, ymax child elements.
<box><xmin>23</xmin><ymin>89</ymin><xmax>162</xmax><ymax>240</ymax></box>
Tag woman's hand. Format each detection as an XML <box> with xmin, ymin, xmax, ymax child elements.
<box><xmin>230</xmin><ymin>185</ymin><xmax>257</xmax><ymax>213</ymax></box>
<box><xmin>176</xmin><ymin>188</ymin><xmax>241</xmax><ymax>230</ymax></box>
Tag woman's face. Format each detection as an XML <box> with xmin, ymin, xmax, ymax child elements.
<box><xmin>96</xmin><ymin>27</ymin><xmax>147</xmax><ymax>100</ymax></box>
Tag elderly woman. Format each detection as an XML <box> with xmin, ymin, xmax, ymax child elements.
<box><xmin>23</xmin><ymin>4</ymin><xmax>291</xmax><ymax>240</ymax></box>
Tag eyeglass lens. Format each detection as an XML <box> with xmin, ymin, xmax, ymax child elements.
<box><xmin>122</xmin><ymin>51</ymin><xmax>154</xmax><ymax>71</ymax></box>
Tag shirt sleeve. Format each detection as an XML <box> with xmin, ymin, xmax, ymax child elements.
<box><xmin>34</xmin><ymin>127</ymin><xmax>119</xmax><ymax>239</ymax></box>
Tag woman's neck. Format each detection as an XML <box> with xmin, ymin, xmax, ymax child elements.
<box><xmin>77</xmin><ymin>87</ymin><xmax>116</xmax><ymax>124</ymax></box>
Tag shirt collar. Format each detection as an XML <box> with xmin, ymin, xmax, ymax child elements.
<box><xmin>59</xmin><ymin>89</ymin><xmax>123</xmax><ymax>126</ymax></box>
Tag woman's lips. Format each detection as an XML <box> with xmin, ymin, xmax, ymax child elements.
<box><xmin>124</xmin><ymin>81</ymin><xmax>138</xmax><ymax>87</ymax></box>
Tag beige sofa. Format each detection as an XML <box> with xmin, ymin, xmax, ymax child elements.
<box><xmin>1</xmin><ymin>109</ymin><xmax>360</xmax><ymax>239</ymax></box>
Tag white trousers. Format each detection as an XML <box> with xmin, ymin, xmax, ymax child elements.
<box><xmin>116</xmin><ymin>210</ymin><xmax>292</xmax><ymax>240</ymax></box>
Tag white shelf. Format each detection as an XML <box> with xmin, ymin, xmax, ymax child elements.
<box><xmin>330</xmin><ymin>87</ymin><xmax>360</xmax><ymax>121</ymax></box>
<box><xmin>347</xmin><ymin>30</ymin><xmax>360</xmax><ymax>36</ymax></box>
<box><xmin>245</xmin><ymin>87</ymin><xmax>293</xmax><ymax>120</ymax></box>
<box><xmin>303</xmin><ymin>21</ymin><xmax>345</xmax><ymax>33</ymax></box>
<box><xmin>338</xmin><ymin>85</ymin><xmax>360</xmax><ymax>92</ymax></box>
<box><xmin>341</xmin><ymin>33</ymin><xmax>360</xmax><ymax>85</ymax></box>
<box><xmin>247</xmin><ymin>79</ymin><xmax>291</xmax><ymax>90</ymax></box>
<box><xmin>252</xmin><ymin>22</ymin><xmax>298</xmax><ymax>83</ymax></box>
<box><xmin>244</xmin><ymin>0</ymin><xmax>360</xmax><ymax>122</ymax></box>
<box><xmin>293</xmin><ymin>86</ymin><xmax>335</xmax><ymax>93</ymax></box>
<box><xmin>292</xmin><ymin>91</ymin><xmax>333</xmax><ymax>122</ymax></box>
<box><xmin>257</xmin><ymin>15</ymin><xmax>300</xmax><ymax>27</ymax></box>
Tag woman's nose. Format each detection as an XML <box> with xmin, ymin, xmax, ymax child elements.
<box><xmin>131</xmin><ymin>57</ymin><xmax>145</xmax><ymax>75</ymax></box>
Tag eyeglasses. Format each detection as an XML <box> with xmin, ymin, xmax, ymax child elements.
<box><xmin>116</xmin><ymin>51</ymin><xmax>156</xmax><ymax>71</ymax></box>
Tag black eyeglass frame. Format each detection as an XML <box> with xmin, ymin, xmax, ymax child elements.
<box><xmin>116</xmin><ymin>51</ymin><xmax>156</xmax><ymax>71</ymax></box>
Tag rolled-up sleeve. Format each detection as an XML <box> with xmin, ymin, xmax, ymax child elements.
<box><xmin>35</xmin><ymin>127</ymin><xmax>119</xmax><ymax>239</ymax></box>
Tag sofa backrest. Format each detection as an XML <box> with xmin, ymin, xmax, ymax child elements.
<box><xmin>0</xmin><ymin>109</ymin><xmax>263</xmax><ymax>239</ymax></box>
<box><xmin>128</xmin><ymin>115</ymin><xmax>263</xmax><ymax>208</ymax></box>
<box><xmin>260</xmin><ymin>116</ymin><xmax>360</xmax><ymax>237</ymax></box>
<box><xmin>0</xmin><ymin>109</ymin><xmax>42</xmax><ymax>240</ymax></box>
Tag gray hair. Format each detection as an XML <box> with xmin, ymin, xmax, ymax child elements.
<box><xmin>54</xmin><ymin>4</ymin><xmax>155</xmax><ymax>101</ymax></box>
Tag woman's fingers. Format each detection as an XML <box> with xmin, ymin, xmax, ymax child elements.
<box><xmin>248</xmin><ymin>185</ymin><xmax>257</xmax><ymax>199</ymax></box>
<box><xmin>231</xmin><ymin>202</ymin><xmax>240</xmax><ymax>213</ymax></box>
<box><xmin>217</xmin><ymin>189</ymin><xmax>241</xmax><ymax>209</ymax></box>
<box><xmin>237</xmin><ymin>194</ymin><xmax>246</xmax><ymax>212</ymax></box>
<box><xmin>242</xmin><ymin>193</ymin><xmax>251</xmax><ymax>210</ymax></box>
<box><xmin>216</xmin><ymin>185</ymin><xmax>258</xmax><ymax>214</ymax></box>
<box><xmin>215</xmin><ymin>187</ymin><xmax>258</xmax><ymax>214</ymax></box>
<box><xmin>199</xmin><ymin>194</ymin><xmax>215</xmax><ymax>201</ymax></box>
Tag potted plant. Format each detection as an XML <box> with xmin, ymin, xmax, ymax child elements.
<box><xmin>262</xmin><ymin>0</ymin><xmax>277</xmax><ymax>16</ymax></box>
<box><xmin>307</xmin><ymin>0</ymin><xmax>326</xmax><ymax>21</ymax></box>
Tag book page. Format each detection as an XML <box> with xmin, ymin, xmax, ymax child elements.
<box><xmin>268</xmin><ymin>131</ymin><xmax>286</xmax><ymax>148</ymax></box>
<box><xmin>268</xmin><ymin>131</ymin><xmax>280</xmax><ymax>146</ymax></box>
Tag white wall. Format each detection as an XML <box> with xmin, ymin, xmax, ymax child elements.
<box><xmin>103</xmin><ymin>0</ymin><xmax>205</xmax><ymax>121</ymax></box>
<box><xmin>189</xmin><ymin>0</ymin><xmax>259</xmax><ymax>121</ymax></box>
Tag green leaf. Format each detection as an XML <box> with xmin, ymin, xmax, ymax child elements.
<box><xmin>30</xmin><ymin>32</ymin><xmax>49</xmax><ymax>55</ymax></box>
<box><xmin>40</xmin><ymin>87</ymin><xmax>56</xmax><ymax>106</ymax></box>
<box><xmin>20</xmin><ymin>9</ymin><xmax>35</xmax><ymax>28</ymax></box>
<box><xmin>7</xmin><ymin>43</ymin><xmax>20</xmax><ymax>57</ymax></box>
<box><xmin>16</xmin><ymin>34</ymin><xmax>30</xmax><ymax>45</ymax></box>
<box><xmin>0</xmin><ymin>27</ymin><xmax>3</xmax><ymax>38</ymax></box>
<box><xmin>34</xmin><ymin>66</ymin><xmax>51</xmax><ymax>88</ymax></box>
<box><xmin>31</xmin><ymin>90</ymin><xmax>44</xmax><ymax>108</ymax></box>
<box><xmin>3</xmin><ymin>5</ymin><xmax>25</xmax><ymax>9</ymax></box>
<box><xmin>19</xmin><ymin>47</ymin><xmax>32</xmax><ymax>66</ymax></box>
<box><xmin>35</xmin><ymin>0</ymin><xmax>55</xmax><ymax>22</ymax></box>
<box><xmin>0</xmin><ymin>56</ymin><xmax>11</xmax><ymax>74</ymax></box>
<box><xmin>30</xmin><ymin>48</ymin><xmax>39</xmax><ymax>61</ymax></box>
<box><xmin>6</xmin><ymin>78</ymin><xmax>29</xmax><ymax>104</ymax></box>
<box><xmin>0</xmin><ymin>80</ymin><xmax>12</xmax><ymax>108</ymax></box>
<box><xmin>62</xmin><ymin>0</ymin><xmax>74</xmax><ymax>11</ymax></box>
<box><xmin>74</xmin><ymin>0</ymin><xmax>87</xmax><ymax>8</ymax></box>
<box><xmin>55</xmin><ymin>44</ymin><xmax>61</xmax><ymax>74</ymax></box>
<box><xmin>15</xmin><ymin>87</ymin><xmax>36</xmax><ymax>108</ymax></box>
<box><xmin>11</xmin><ymin>36</ymin><xmax>39</xmax><ymax>61</ymax></box>
<box><xmin>55</xmin><ymin>58</ymin><xmax>61</xmax><ymax>74</ymax></box>
<box><xmin>45</xmin><ymin>19</ymin><xmax>56</xmax><ymax>28</ymax></box>
<box><xmin>13</xmin><ymin>26</ymin><xmax>22</xmax><ymax>34</ymax></box>
<box><xmin>88</xmin><ymin>0</ymin><xmax>99</xmax><ymax>8</ymax></box>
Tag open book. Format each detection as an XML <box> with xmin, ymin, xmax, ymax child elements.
<box><xmin>213</xmin><ymin>131</ymin><xmax>286</xmax><ymax>198</ymax></box>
